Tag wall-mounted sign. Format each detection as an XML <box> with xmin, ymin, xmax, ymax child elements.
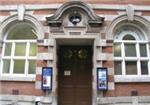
<box><xmin>42</xmin><ymin>67</ymin><xmax>52</xmax><ymax>90</ymax></box>
<box><xmin>97</xmin><ymin>67</ymin><xmax>108</xmax><ymax>90</ymax></box>
<box><xmin>64</xmin><ymin>70</ymin><xmax>71</xmax><ymax>76</ymax></box>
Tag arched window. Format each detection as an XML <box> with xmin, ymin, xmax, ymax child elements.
<box><xmin>123</xmin><ymin>34</ymin><xmax>135</xmax><ymax>40</ymax></box>
<box><xmin>114</xmin><ymin>25</ymin><xmax>150</xmax><ymax>76</ymax></box>
<box><xmin>1</xmin><ymin>22</ymin><xmax>37</xmax><ymax>76</ymax></box>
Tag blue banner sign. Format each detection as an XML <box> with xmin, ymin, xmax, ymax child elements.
<box><xmin>42</xmin><ymin>67</ymin><xmax>53</xmax><ymax>90</ymax></box>
<box><xmin>97</xmin><ymin>67</ymin><xmax>108</xmax><ymax>90</ymax></box>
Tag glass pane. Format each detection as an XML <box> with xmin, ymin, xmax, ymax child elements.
<box><xmin>29</xmin><ymin>60</ymin><xmax>36</xmax><ymax>74</ymax></box>
<box><xmin>7</xmin><ymin>23</ymin><xmax>37</xmax><ymax>40</ymax></box>
<box><xmin>63</xmin><ymin>50</ymin><xmax>73</xmax><ymax>59</ymax></box>
<box><xmin>13</xmin><ymin>60</ymin><xmax>25</xmax><ymax>74</ymax></box>
<box><xmin>123</xmin><ymin>35</ymin><xmax>135</xmax><ymax>40</ymax></box>
<box><xmin>78</xmin><ymin>49</ymin><xmax>88</xmax><ymax>59</ymax></box>
<box><xmin>15</xmin><ymin>43</ymin><xmax>26</xmax><ymax>56</ymax></box>
<box><xmin>3</xmin><ymin>60</ymin><xmax>10</xmax><ymax>73</ymax></box>
<box><xmin>125</xmin><ymin>44</ymin><xmax>136</xmax><ymax>57</ymax></box>
<box><xmin>4</xmin><ymin>43</ymin><xmax>12</xmax><ymax>56</ymax></box>
<box><xmin>126</xmin><ymin>61</ymin><xmax>137</xmax><ymax>75</ymax></box>
<box><xmin>114</xmin><ymin>61</ymin><xmax>122</xmax><ymax>75</ymax></box>
<box><xmin>141</xmin><ymin>61</ymin><xmax>148</xmax><ymax>75</ymax></box>
<box><xmin>140</xmin><ymin>44</ymin><xmax>147</xmax><ymax>57</ymax></box>
<box><xmin>29</xmin><ymin>43</ymin><xmax>37</xmax><ymax>56</ymax></box>
<box><xmin>114</xmin><ymin>43</ymin><xmax>121</xmax><ymax>57</ymax></box>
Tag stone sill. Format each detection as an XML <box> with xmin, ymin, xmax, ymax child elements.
<box><xmin>0</xmin><ymin>95</ymin><xmax>52</xmax><ymax>104</ymax></box>
<box><xmin>0</xmin><ymin>75</ymin><xmax>35</xmax><ymax>82</ymax></box>
<box><xmin>97</xmin><ymin>96</ymin><xmax>150</xmax><ymax>104</ymax></box>
<box><xmin>97</xmin><ymin>53</ymin><xmax>113</xmax><ymax>61</ymax></box>
<box><xmin>115</xmin><ymin>76</ymin><xmax>150</xmax><ymax>82</ymax></box>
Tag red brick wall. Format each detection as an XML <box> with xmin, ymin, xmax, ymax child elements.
<box><xmin>94</xmin><ymin>10</ymin><xmax>118</xmax><ymax>15</ymax></box>
<box><xmin>103</xmin><ymin>83</ymin><xmax>150</xmax><ymax>97</ymax></box>
<box><xmin>102</xmin><ymin>46</ymin><xmax>113</xmax><ymax>53</ymax></box>
<box><xmin>38</xmin><ymin>46</ymin><xmax>48</xmax><ymax>53</ymax></box>
<box><xmin>0</xmin><ymin>11</ymin><xmax>10</xmax><ymax>16</ymax></box>
<box><xmin>0</xmin><ymin>81</ymin><xmax>44</xmax><ymax>96</ymax></box>
<box><xmin>103</xmin><ymin>90</ymin><xmax>115</xmax><ymax>97</ymax></box>
<box><xmin>115</xmin><ymin>83</ymin><xmax>150</xmax><ymax>96</ymax></box>
<box><xmin>103</xmin><ymin>61</ymin><xmax>113</xmax><ymax>68</ymax></box>
<box><xmin>1</xmin><ymin>0</ymin><xmax>150</xmax><ymax>98</ymax></box>
<box><xmin>36</xmin><ymin>60</ymin><xmax>47</xmax><ymax>67</ymax></box>
<box><xmin>33</xmin><ymin>10</ymin><xmax>56</xmax><ymax>15</ymax></box>
<box><xmin>142</xmin><ymin>11</ymin><xmax>150</xmax><ymax>16</ymax></box>
<box><xmin>36</xmin><ymin>75</ymin><xmax>42</xmax><ymax>81</ymax></box>
<box><xmin>44</xmin><ymin>33</ymin><xmax>49</xmax><ymax>39</ymax></box>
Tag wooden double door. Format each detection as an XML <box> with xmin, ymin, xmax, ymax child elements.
<box><xmin>58</xmin><ymin>46</ymin><xmax>92</xmax><ymax>105</ymax></box>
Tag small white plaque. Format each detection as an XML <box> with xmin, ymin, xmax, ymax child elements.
<box><xmin>64</xmin><ymin>70</ymin><xmax>71</xmax><ymax>76</ymax></box>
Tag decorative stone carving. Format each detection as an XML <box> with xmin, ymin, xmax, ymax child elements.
<box><xmin>46</xmin><ymin>1</ymin><xmax>104</xmax><ymax>28</ymax></box>
<box><xmin>126</xmin><ymin>4</ymin><xmax>135</xmax><ymax>21</ymax></box>
<box><xmin>17</xmin><ymin>4</ymin><xmax>25</xmax><ymax>21</ymax></box>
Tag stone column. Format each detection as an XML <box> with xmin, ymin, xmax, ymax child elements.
<box><xmin>0</xmin><ymin>40</ymin><xmax>3</xmax><ymax>58</ymax></box>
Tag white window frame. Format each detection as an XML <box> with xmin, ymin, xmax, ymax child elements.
<box><xmin>114</xmin><ymin>30</ymin><xmax>150</xmax><ymax>82</ymax></box>
<box><xmin>0</xmin><ymin>39</ymin><xmax>37</xmax><ymax>81</ymax></box>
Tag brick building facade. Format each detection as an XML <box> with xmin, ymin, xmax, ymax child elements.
<box><xmin>0</xmin><ymin>0</ymin><xmax>150</xmax><ymax>105</ymax></box>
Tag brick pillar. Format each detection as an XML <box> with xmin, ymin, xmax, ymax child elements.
<box><xmin>35</xmin><ymin>39</ymin><xmax>48</xmax><ymax>90</ymax></box>
<box><xmin>35</xmin><ymin>38</ymin><xmax>55</xmax><ymax>91</ymax></box>
<box><xmin>96</xmin><ymin>36</ymin><xmax>115</xmax><ymax>97</ymax></box>
<box><xmin>103</xmin><ymin>40</ymin><xmax>115</xmax><ymax>97</ymax></box>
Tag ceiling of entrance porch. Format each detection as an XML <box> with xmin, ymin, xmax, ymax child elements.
<box><xmin>56</xmin><ymin>39</ymin><xmax>94</xmax><ymax>45</ymax></box>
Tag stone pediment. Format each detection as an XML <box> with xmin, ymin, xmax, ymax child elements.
<box><xmin>46</xmin><ymin>1</ymin><xmax>104</xmax><ymax>33</ymax></box>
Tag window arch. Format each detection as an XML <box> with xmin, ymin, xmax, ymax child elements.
<box><xmin>1</xmin><ymin>21</ymin><xmax>37</xmax><ymax>77</ymax></box>
<box><xmin>0</xmin><ymin>14</ymin><xmax>44</xmax><ymax>40</ymax></box>
<box><xmin>6</xmin><ymin>22</ymin><xmax>37</xmax><ymax>40</ymax></box>
<box><xmin>114</xmin><ymin>24</ymin><xmax>150</xmax><ymax>76</ymax></box>
<box><xmin>114</xmin><ymin>24</ymin><xmax>147</xmax><ymax>41</ymax></box>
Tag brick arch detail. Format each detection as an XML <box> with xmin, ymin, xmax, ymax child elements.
<box><xmin>0</xmin><ymin>14</ymin><xmax>44</xmax><ymax>41</ymax></box>
<box><xmin>106</xmin><ymin>15</ymin><xmax>150</xmax><ymax>41</ymax></box>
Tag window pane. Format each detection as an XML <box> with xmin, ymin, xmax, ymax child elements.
<box><xmin>15</xmin><ymin>43</ymin><xmax>26</xmax><ymax>56</ymax></box>
<box><xmin>123</xmin><ymin>35</ymin><xmax>135</xmax><ymax>40</ymax></box>
<box><xmin>125</xmin><ymin>44</ymin><xmax>136</xmax><ymax>57</ymax></box>
<box><xmin>4</xmin><ymin>43</ymin><xmax>12</xmax><ymax>56</ymax></box>
<box><xmin>114</xmin><ymin>61</ymin><xmax>122</xmax><ymax>75</ymax></box>
<box><xmin>141</xmin><ymin>61</ymin><xmax>148</xmax><ymax>75</ymax></box>
<box><xmin>29</xmin><ymin>60</ymin><xmax>36</xmax><ymax>74</ymax></box>
<box><xmin>29</xmin><ymin>43</ymin><xmax>37</xmax><ymax>56</ymax></box>
<box><xmin>126</xmin><ymin>61</ymin><xmax>137</xmax><ymax>75</ymax></box>
<box><xmin>114</xmin><ymin>43</ymin><xmax>121</xmax><ymax>57</ymax></box>
<box><xmin>13</xmin><ymin>60</ymin><xmax>25</xmax><ymax>74</ymax></box>
<box><xmin>78</xmin><ymin>49</ymin><xmax>88</xmax><ymax>59</ymax></box>
<box><xmin>7</xmin><ymin>23</ymin><xmax>37</xmax><ymax>40</ymax></box>
<box><xmin>140</xmin><ymin>44</ymin><xmax>147</xmax><ymax>57</ymax></box>
<box><xmin>3</xmin><ymin>60</ymin><xmax>10</xmax><ymax>73</ymax></box>
<box><xmin>63</xmin><ymin>49</ymin><xmax>73</xmax><ymax>59</ymax></box>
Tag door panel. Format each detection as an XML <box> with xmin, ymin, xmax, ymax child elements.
<box><xmin>58</xmin><ymin>46</ymin><xmax>92</xmax><ymax>105</ymax></box>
